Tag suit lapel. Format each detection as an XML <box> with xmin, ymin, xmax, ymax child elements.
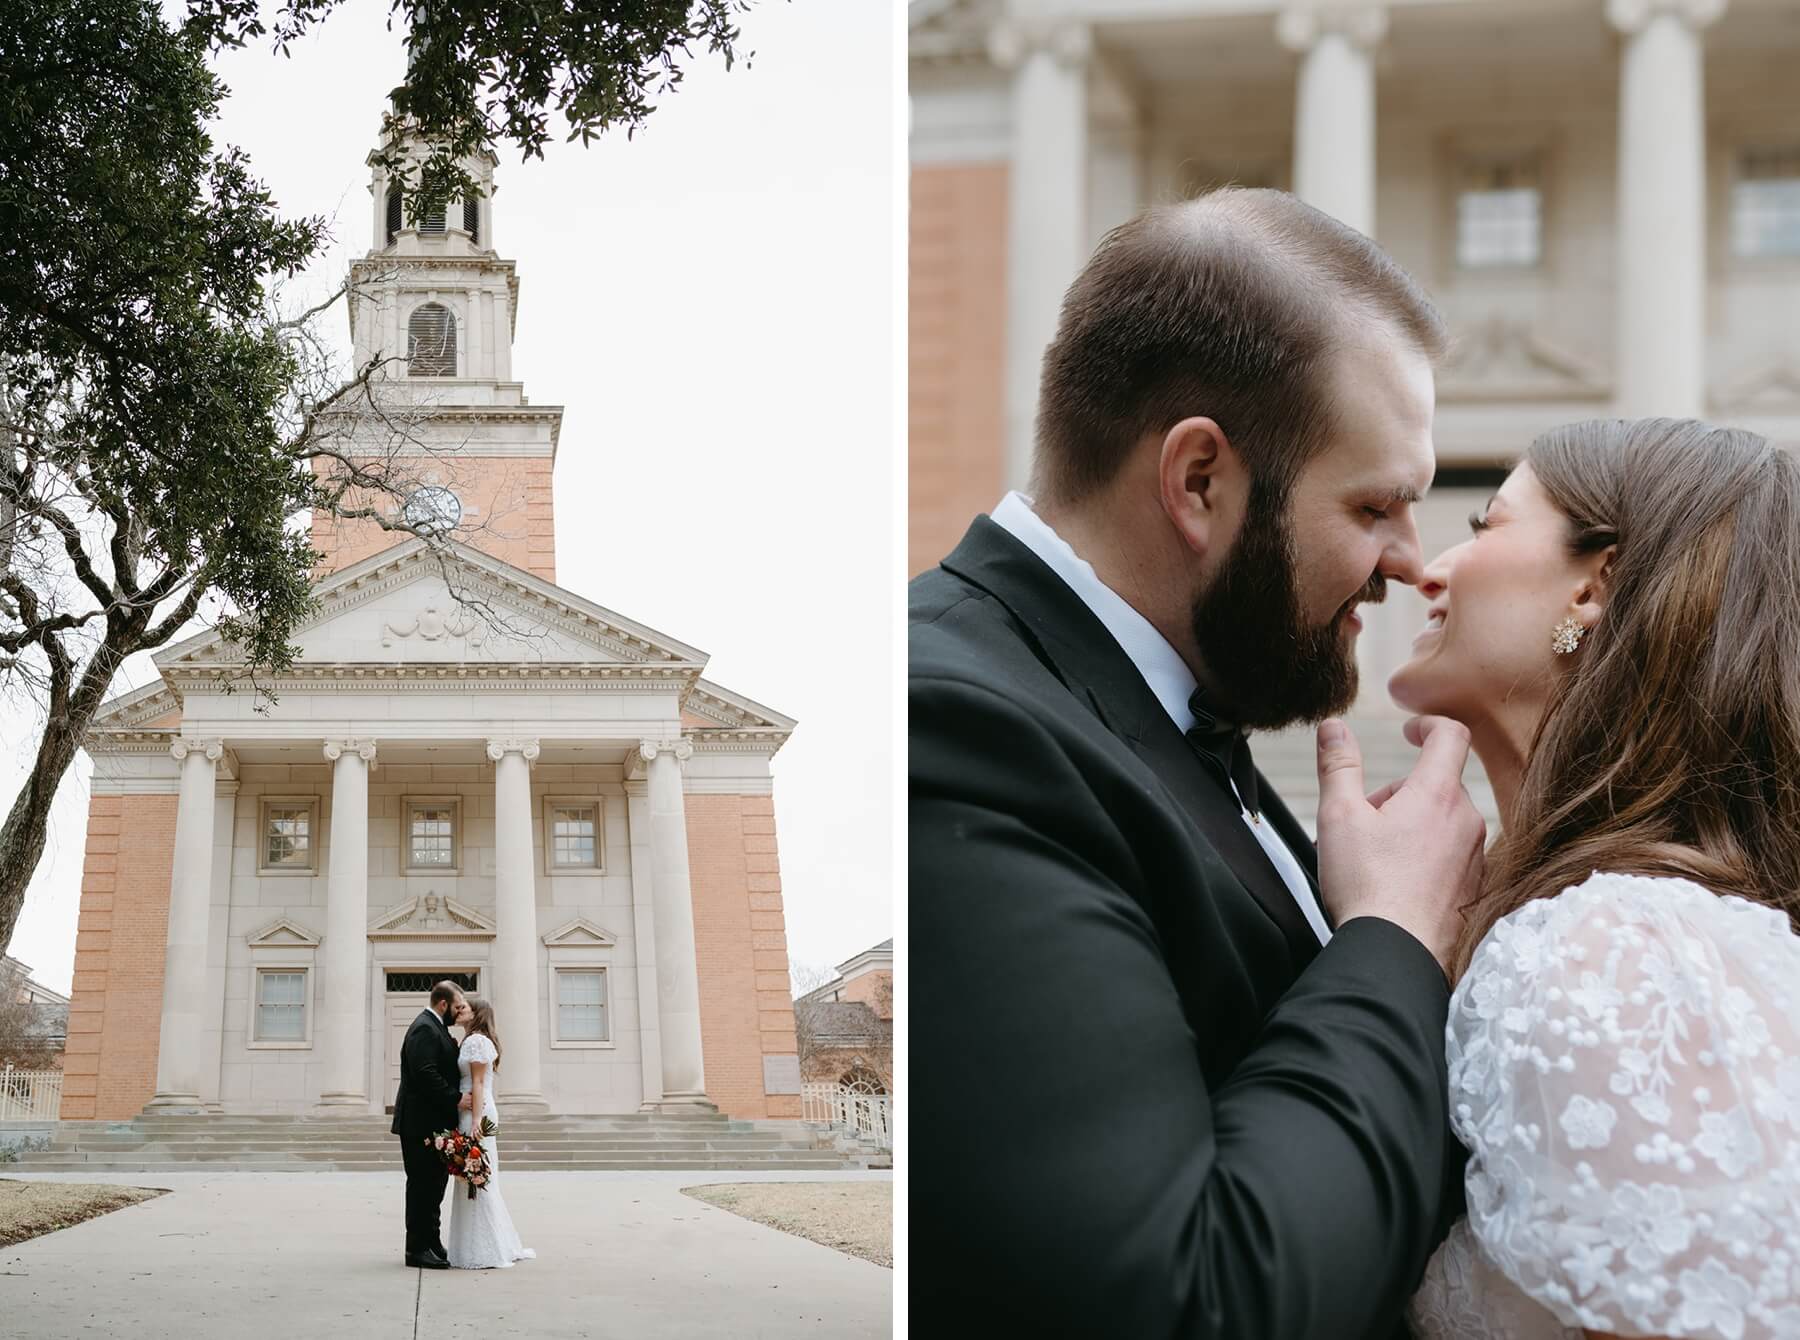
<box><xmin>943</xmin><ymin>517</ymin><xmax>1324</xmax><ymax>968</ymax></box>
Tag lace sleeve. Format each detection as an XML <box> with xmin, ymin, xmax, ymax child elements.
<box><xmin>1449</xmin><ymin>871</ymin><xmax>1800</xmax><ymax>1339</ymax></box>
<box><xmin>460</xmin><ymin>1033</ymin><xmax>496</xmax><ymax>1068</ymax></box>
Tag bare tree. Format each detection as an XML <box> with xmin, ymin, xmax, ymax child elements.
<box><xmin>0</xmin><ymin>962</ymin><xmax>62</xmax><ymax>1071</ymax></box>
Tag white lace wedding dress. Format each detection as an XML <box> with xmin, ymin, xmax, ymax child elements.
<box><xmin>1409</xmin><ymin>872</ymin><xmax>1800</xmax><ymax>1339</ymax></box>
<box><xmin>445</xmin><ymin>1033</ymin><xmax>536</xmax><ymax>1269</ymax></box>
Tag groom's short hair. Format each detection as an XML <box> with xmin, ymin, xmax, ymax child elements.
<box><xmin>1032</xmin><ymin>188</ymin><xmax>1446</xmax><ymax>507</ymax></box>
<box><xmin>429</xmin><ymin>981</ymin><xmax>462</xmax><ymax>1009</ymax></box>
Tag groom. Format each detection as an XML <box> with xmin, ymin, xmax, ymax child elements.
<box><xmin>391</xmin><ymin>979</ymin><xmax>469</xmax><ymax>1269</ymax></box>
<box><xmin>911</xmin><ymin>189</ymin><xmax>1487</xmax><ymax>1337</ymax></box>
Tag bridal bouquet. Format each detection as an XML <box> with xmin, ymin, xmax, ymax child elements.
<box><xmin>428</xmin><ymin>1117</ymin><xmax>498</xmax><ymax>1199</ymax></box>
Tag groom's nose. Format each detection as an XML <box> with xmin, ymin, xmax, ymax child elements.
<box><xmin>1378</xmin><ymin>513</ymin><xmax>1426</xmax><ymax>587</ymax></box>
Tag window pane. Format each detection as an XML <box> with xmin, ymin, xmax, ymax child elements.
<box><xmin>557</xmin><ymin>972</ymin><xmax>606</xmax><ymax>1039</ymax></box>
<box><xmin>552</xmin><ymin>806</ymin><xmax>597</xmax><ymax>866</ymax></box>
<box><xmin>257</xmin><ymin>972</ymin><xmax>306</xmax><ymax>1040</ymax></box>
<box><xmin>265</xmin><ymin>806</ymin><xmax>311</xmax><ymax>866</ymax></box>
<box><xmin>410</xmin><ymin>806</ymin><xmax>455</xmax><ymax>866</ymax></box>
<box><xmin>1457</xmin><ymin>186</ymin><xmax>1541</xmax><ymax>267</ymax></box>
<box><xmin>1733</xmin><ymin>149</ymin><xmax>1800</xmax><ymax>257</ymax></box>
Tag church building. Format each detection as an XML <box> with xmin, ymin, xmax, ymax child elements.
<box><xmin>56</xmin><ymin>119</ymin><xmax>803</xmax><ymax>1123</ymax></box>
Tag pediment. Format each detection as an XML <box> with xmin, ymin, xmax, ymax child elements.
<box><xmin>369</xmin><ymin>894</ymin><xmax>496</xmax><ymax>940</ymax></box>
<box><xmin>1438</xmin><ymin>317</ymin><xmax>1608</xmax><ymax>402</ymax></box>
<box><xmin>541</xmin><ymin>917</ymin><xmax>618</xmax><ymax>949</ymax></box>
<box><xmin>92</xmin><ymin>680</ymin><xmax>182</xmax><ymax>730</ymax></box>
<box><xmin>683</xmin><ymin>680</ymin><xmax>797</xmax><ymax>733</ymax></box>
<box><xmin>247</xmin><ymin>918</ymin><xmax>321</xmax><ymax>949</ymax></box>
<box><xmin>154</xmin><ymin>540</ymin><xmax>709</xmax><ymax>671</ymax></box>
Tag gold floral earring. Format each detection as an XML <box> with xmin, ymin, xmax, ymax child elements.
<box><xmin>1551</xmin><ymin>617</ymin><xmax>1586</xmax><ymax>655</ymax></box>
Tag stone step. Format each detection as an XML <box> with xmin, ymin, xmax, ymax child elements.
<box><xmin>12</xmin><ymin>1151</ymin><xmax>854</xmax><ymax>1172</ymax></box>
<box><xmin>38</xmin><ymin>1139</ymin><xmax>821</xmax><ymax>1155</ymax></box>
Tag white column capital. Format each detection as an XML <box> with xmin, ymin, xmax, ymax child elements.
<box><xmin>637</xmin><ymin>738</ymin><xmax>694</xmax><ymax>766</ymax></box>
<box><xmin>170</xmin><ymin>737</ymin><xmax>224</xmax><ymax>763</ymax></box>
<box><xmin>1606</xmin><ymin>0</ymin><xmax>1726</xmax><ymax>35</ymax></box>
<box><xmin>485</xmin><ymin>737</ymin><xmax>541</xmax><ymax>763</ymax></box>
<box><xmin>986</xmin><ymin>18</ymin><xmax>1091</xmax><ymax>72</ymax></box>
<box><xmin>322</xmin><ymin>739</ymin><xmax>377</xmax><ymax>763</ymax></box>
<box><xmin>1276</xmin><ymin>5</ymin><xmax>1388</xmax><ymax>54</ymax></box>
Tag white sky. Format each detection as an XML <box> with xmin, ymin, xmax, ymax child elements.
<box><xmin>2</xmin><ymin>0</ymin><xmax>895</xmax><ymax>994</ymax></box>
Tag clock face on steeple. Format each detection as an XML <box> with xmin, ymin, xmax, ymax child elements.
<box><xmin>402</xmin><ymin>485</ymin><xmax>462</xmax><ymax>536</ymax></box>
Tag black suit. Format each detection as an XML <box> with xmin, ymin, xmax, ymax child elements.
<box><xmin>910</xmin><ymin>517</ymin><xmax>1463</xmax><ymax>1339</ymax></box>
<box><xmin>391</xmin><ymin>1007</ymin><xmax>461</xmax><ymax>1255</ymax></box>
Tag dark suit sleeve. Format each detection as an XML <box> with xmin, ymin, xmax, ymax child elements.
<box><xmin>910</xmin><ymin>675</ymin><xmax>1455</xmax><ymax>1340</ymax></box>
<box><xmin>401</xmin><ymin>1019</ymin><xmax>460</xmax><ymax>1130</ymax></box>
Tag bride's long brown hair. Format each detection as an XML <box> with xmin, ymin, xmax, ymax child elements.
<box><xmin>1453</xmin><ymin>418</ymin><xmax>1800</xmax><ymax>978</ymax></box>
<box><xmin>463</xmin><ymin>994</ymin><xmax>502</xmax><ymax>1071</ymax></box>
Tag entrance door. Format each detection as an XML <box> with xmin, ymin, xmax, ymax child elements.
<box><xmin>383</xmin><ymin>970</ymin><xmax>478</xmax><ymax>1112</ymax></box>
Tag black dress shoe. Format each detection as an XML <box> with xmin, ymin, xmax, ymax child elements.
<box><xmin>406</xmin><ymin>1249</ymin><xmax>451</xmax><ymax>1269</ymax></box>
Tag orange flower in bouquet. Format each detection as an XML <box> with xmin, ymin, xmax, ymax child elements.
<box><xmin>427</xmin><ymin>1117</ymin><xmax>498</xmax><ymax>1199</ymax></box>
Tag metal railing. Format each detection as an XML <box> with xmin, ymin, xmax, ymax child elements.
<box><xmin>802</xmin><ymin>1082</ymin><xmax>892</xmax><ymax>1151</ymax></box>
<box><xmin>0</xmin><ymin>1065</ymin><xmax>62</xmax><ymax>1121</ymax></box>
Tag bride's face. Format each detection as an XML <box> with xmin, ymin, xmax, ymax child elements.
<box><xmin>1388</xmin><ymin>463</ymin><xmax>1591</xmax><ymax>724</ymax></box>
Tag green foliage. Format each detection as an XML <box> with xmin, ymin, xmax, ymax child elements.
<box><xmin>181</xmin><ymin>0</ymin><xmax>757</xmax><ymax>219</ymax></box>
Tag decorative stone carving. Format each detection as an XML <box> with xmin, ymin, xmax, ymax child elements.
<box><xmin>637</xmin><ymin>738</ymin><xmax>695</xmax><ymax>764</ymax></box>
<box><xmin>1438</xmin><ymin>316</ymin><xmax>1609</xmax><ymax>401</ymax></box>
<box><xmin>986</xmin><ymin>17</ymin><xmax>1091</xmax><ymax>71</ymax></box>
<box><xmin>1276</xmin><ymin>4</ymin><xmax>1389</xmax><ymax>53</ymax></box>
<box><xmin>485</xmin><ymin>737</ymin><xmax>541</xmax><ymax>763</ymax></box>
<box><xmin>368</xmin><ymin>894</ymin><xmax>497</xmax><ymax>940</ymax></box>
<box><xmin>322</xmin><ymin>739</ymin><xmax>378</xmax><ymax>763</ymax></box>
<box><xmin>170</xmin><ymin>737</ymin><xmax>224</xmax><ymax>762</ymax></box>
<box><xmin>1605</xmin><ymin>0</ymin><xmax>1727</xmax><ymax>35</ymax></box>
<box><xmin>380</xmin><ymin>603</ymin><xmax>488</xmax><ymax>649</ymax></box>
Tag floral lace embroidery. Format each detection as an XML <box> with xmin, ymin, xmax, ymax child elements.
<box><xmin>1412</xmin><ymin>872</ymin><xmax>1800</xmax><ymax>1340</ymax></box>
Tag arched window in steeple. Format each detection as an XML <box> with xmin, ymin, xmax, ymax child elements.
<box><xmin>385</xmin><ymin>185</ymin><xmax>402</xmax><ymax>245</ymax></box>
<box><xmin>462</xmin><ymin>196</ymin><xmax>480</xmax><ymax>243</ymax></box>
<box><xmin>408</xmin><ymin>303</ymin><xmax>456</xmax><ymax>377</ymax></box>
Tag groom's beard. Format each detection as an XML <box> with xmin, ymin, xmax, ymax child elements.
<box><xmin>1191</xmin><ymin>487</ymin><xmax>1381</xmax><ymax>731</ymax></box>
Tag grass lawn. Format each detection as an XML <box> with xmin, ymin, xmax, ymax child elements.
<box><xmin>0</xmin><ymin>1179</ymin><xmax>166</xmax><ymax>1248</ymax></box>
<box><xmin>683</xmin><ymin>1181</ymin><xmax>892</xmax><ymax>1267</ymax></box>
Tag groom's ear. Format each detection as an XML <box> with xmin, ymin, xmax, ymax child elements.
<box><xmin>1158</xmin><ymin>416</ymin><xmax>1241</xmax><ymax>556</ymax></box>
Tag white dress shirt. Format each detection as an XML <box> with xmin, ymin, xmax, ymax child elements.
<box><xmin>991</xmin><ymin>491</ymin><xmax>1331</xmax><ymax>945</ymax></box>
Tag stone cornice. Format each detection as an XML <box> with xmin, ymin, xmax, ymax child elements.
<box><xmin>163</xmin><ymin>663</ymin><xmax>701</xmax><ymax>694</ymax></box>
<box><xmin>91</xmin><ymin>681</ymin><xmax>181</xmax><ymax>729</ymax></box>
<box><xmin>681</xmin><ymin>680</ymin><xmax>798</xmax><ymax>732</ymax></box>
<box><xmin>1605</xmin><ymin>0</ymin><xmax>1727</xmax><ymax>35</ymax></box>
<box><xmin>85</xmin><ymin>729</ymin><xmax>180</xmax><ymax>756</ymax></box>
<box><xmin>687</xmin><ymin>732</ymin><xmax>790</xmax><ymax>755</ymax></box>
<box><xmin>348</xmin><ymin>256</ymin><xmax>521</xmax><ymax>339</ymax></box>
<box><xmin>1276</xmin><ymin>5</ymin><xmax>1389</xmax><ymax>54</ymax></box>
<box><xmin>910</xmin><ymin>0</ymin><xmax>1000</xmax><ymax>69</ymax></box>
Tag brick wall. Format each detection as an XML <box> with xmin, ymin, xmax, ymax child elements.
<box><xmin>910</xmin><ymin>161</ymin><xmax>1009</xmax><ymax>577</ymax></box>
<box><xmin>685</xmin><ymin>793</ymin><xmax>800</xmax><ymax>1120</ymax></box>
<box><xmin>59</xmin><ymin>794</ymin><xmax>178</xmax><ymax>1120</ymax></box>
<box><xmin>310</xmin><ymin>455</ymin><xmax>557</xmax><ymax>582</ymax></box>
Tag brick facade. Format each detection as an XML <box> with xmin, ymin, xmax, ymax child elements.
<box><xmin>909</xmin><ymin>161</ymin><xmax>1009</xmax><ymax>577</ymax></box>
<box><xmin>309</xmin><ymin>455</ymin><xmax>557</xmax><ymax>582</ymax></box>
<box><xmin>686</xmin><ymin>793</ymin><xmax>801</xmax><ymax>1120</ymax></box>
<box><xmin>59</xmin><ymin>795</ymin><xmax>177</xmax><ymax>1120</ymax></box>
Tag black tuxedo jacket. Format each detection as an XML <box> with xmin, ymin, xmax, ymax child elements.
<box><xmin>389</xmin><ymin>1007</ymin><xmax>460</xmax><ymax>1143</ymax></box>
<box><xmin>910</xmin><ymin>517</ymin><xmax>1463</xmax><ymax>1339</ymax></box>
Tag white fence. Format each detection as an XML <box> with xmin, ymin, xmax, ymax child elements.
<box><xmin>802</xmin><ymin>1082</ymin><xmax>892</xmax><ymax>1151</ymax></box>
<box><xmin>0</xmin><ymin>1066</ymin><xmax>62</xmax><ymax>1121</ymax></box>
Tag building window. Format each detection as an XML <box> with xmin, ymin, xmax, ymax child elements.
<box><xmin>1455</xmin><ymin>156</ymin><xmax>1542</xmax><ymax>268</ymax></box>
<box><xmin>544</xmin><ymin>799</ymin><xmax>603</xmax><ymax>871</ymax></box>
<box><xmin>405</xmin><ymin>797</ymin><xmax>461</xmax><ymax>873</ymax></box>
<box><xmin>1732</xmin><ymin>148</ymin><xmax>1800</xmax><ymax>259</ymax></box>
<box><xmin>385</xmin><ymin>185</ymin><xmax>403</xmax><ymax>244</ymax></box>
<box><xmin>408</xmin><ymin>303</ymin><xmax>457</xmax><ymax>377</ymax></box>
<box><xmin>259</xmin><ymin>797</ymin><xmax>319</xmax><ymax>874</ymax></box>
<box><xmin>255</xmin><ymin>969</ymin><xmax>307</xmax><ymax>1042</ymax></box>
<box><xmin>555</xmin><ymin>969</ymin><xmax>608</xmax><ymax>1043</ymax></box>
<box><xmin>419</xmin><ymin>198</ymin><xmax>446</xmax><ymax>234</ymax></box>
<box><xmin>462</xmin><ymin>196</ymin><xmax>480</xmax><ymax>243</ymax></box>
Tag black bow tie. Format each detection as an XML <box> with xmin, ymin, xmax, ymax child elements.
<box><xmin>1185</xmin><ymin>687</ymin><xmax>1260</xmax><ymax>820</ymax></box>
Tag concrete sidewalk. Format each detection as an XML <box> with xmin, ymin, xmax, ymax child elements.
<box><xmin>1</xmin><ymin>1170</ymin><xmax>893</xmax><ymax>1339</ymax></box>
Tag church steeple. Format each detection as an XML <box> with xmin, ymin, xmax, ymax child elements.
<box><xmin>324</xmin><ymin>118</ymin><xmax>562</xmax><ymax>584</ymax></box>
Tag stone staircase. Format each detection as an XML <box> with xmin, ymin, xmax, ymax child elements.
<box><xmin>11</xmin><ymin>1112</ymin><xmax>874</xmax><ymax>1173</ymax></box>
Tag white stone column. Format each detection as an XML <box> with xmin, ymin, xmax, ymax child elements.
<box><xmin>317</xmin><ymin>739</ymin><xmax>375</xmax><ymax>1109</ymax></box>
<box><xmin>1607</xmin><ymin>0</ymin><xmax>1725</xmax><ymax>418</ymax></box>
<box><xmin>146</xmin><ymin>738</ymin><xmax>223</xmax><ymax>1113</ymax></box>
<box><xmin>487</xmin><ymin>737</ymin><xmax>548</xmax><ymax>1113</ymax></box>
<box><xmin>1277</xmin><ymin>6</ymin><xmax>1388</xmax><ymax>237</ymax></box>
<box><xmin>989</xmin><ymin>16</ymin><xmax>1091</xmax><ymax>493</ymax></box>
<box><xmin>639</xmin><ymin>739</ymin><xmax>712</xmax><ymax>1108</ymax></box>
<box><xmin>466</xmin><ymin>287</ymin><xmax>484</xmax><ymax>382</ymax></box>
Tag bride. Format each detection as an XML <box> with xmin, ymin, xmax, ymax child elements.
<box><xmin>446</xmin><ymin>995</ymin><xmax>536</xmax><ymax>1269</ymax></box>
<box><xmin>1383</xmin><ymin>418</ymin><xmax>1800</xmax><ymax>1339</ymax></box>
